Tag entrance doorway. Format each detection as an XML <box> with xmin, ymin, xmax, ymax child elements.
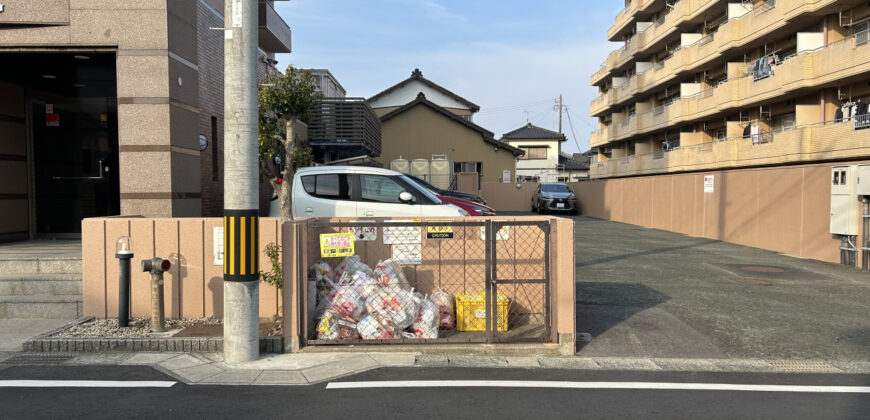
<box><xmin>0</xmin><ymin>52</ymin><xmax>119</xmax><ymax>238</ymax></box>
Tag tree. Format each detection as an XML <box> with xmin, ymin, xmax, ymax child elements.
<box><xmin>258</xmin><ymin>65</ymin><xmax>322</xmax><ymax>220</ymax></box>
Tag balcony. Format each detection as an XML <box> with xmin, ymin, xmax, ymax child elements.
<box><xmin>594</xmin><ymin>34</ymin><xmax>870</xmax><ymax>150</ymax></box>
<box><xmin>590</xmin><ymin>122</ymin><xmax>870</xmax><ymax>178</ymax></box>
<box><xmin>590</xmin><ymin>90</ymin><xmax>614</xmax><ymax>116</ymax></box>
<box><xmin>608</xmin><ymin>1</ymin><xmax>639</xmax><ymax>42</ymax></box>
<box><xmin>590</xmin><ymin>126</ymin><xmax>613</xmax><ymax>148</ymax></box>
<box><xmin>308</xmin><ymin>98</ymin><xmax>382</xmax><ymax>162</ymax></box>
<box><xmin>259</xmin><ymin>1</ymin><xmax>292</xmax><ymax>53</ymax></box>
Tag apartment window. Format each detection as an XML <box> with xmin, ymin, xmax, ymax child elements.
<box><xmin>772</xmin><ymin>113</ymin><xmax>796</xmax><ymax>132</ymax></box>
<box><xmin>714</xmin><ymin>128</ymin><xmax>726</xmax><ymax>141</ymax></box>
<box><xmin>211</xmin><ymin>116</ymin><xmax>218</xmax><ymax>181</ymax></box>
<box><xmin>519</xmin><ymin>146</ymin><xmax>548</xmax><ymax>160</ymax></box>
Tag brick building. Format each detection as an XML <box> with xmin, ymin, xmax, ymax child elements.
<box><xmin>0</xmin><ymin>0</ymin><xmax>291</xmax><ymax>240</ymax></box>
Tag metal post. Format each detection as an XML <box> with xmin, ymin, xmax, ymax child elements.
<box><xmin>115</xmin><ymin>252</ymin><xmax>133</xmax><ymax>328</ymax></box>
<box><xmin>223</xmin><ymin>0</ymin><xmax>260</xmax><ymax>363</ymax></box>
<box><xmin>150</xmin><ymin>270</ymin><xmax>166</xmax><ymax>332</ymax></box>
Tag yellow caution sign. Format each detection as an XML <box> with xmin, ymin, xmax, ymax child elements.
<box><xmin>320</xmin><ymin>233</ymin><xmax>355</xmax><ymax>258</ymax></box>
<box><xmin>426</xmin><ymin>225</ymin><xmax>454</xmax><ymax>239</ymax></box>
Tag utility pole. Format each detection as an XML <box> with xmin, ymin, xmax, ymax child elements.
<box><xmin>223</xmin><ymin>0</ymin><xmax>259</xmax><ymax>363</ymax></box>
<box><xmin>555</xmin><ymin>94</ymin><xmax>564</xmax><ymax>134</ymax></box>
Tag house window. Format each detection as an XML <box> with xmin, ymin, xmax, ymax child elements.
<box><xmin>454</xmin><ymin>162</ymin><xmax>481</xmax><ymax>173</ymax></box>
<box><xmin>519</xmin><ymin>146</ymin><xmax>548</xmax><ymax>160</ymax></box>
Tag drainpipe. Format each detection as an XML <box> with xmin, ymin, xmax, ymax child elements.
<box><xmin>863</xmin><ymin>197</ymin><xmax>869</xmax><ymax>270</ymax></box>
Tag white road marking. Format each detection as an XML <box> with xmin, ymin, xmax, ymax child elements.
<box><xmin>0</xmin><ymin>380</ymin><xmax>176</xmax><ymax>388</ymax></box>
<box><xmin>326</xmin><ymin>380</ymin><xmax>870</xmax><ymax>394</ymax></box>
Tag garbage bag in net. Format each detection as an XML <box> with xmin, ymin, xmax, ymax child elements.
<box><xmin>331</xmin><ymin>255</ymin><xmax>373</xmax><ymax>283</ymax></box>
<box><xmin>365</xmin><ymin>287</ymin><xmax>419</xmax><ymax>330</ymax></box>
<box><xmin>358</xmin><ymin>315</ymin><xmax>396</xmax><ymax>340</ymax></box>
<box><xmin>431</xmin><ymin>289</ymin><xmax>456</xmax><ymax>329</ymax></box>
<box><xmin>316</xmin><ymin>311</ymin><xmax>340</xmax><ymax>340</ymax></box>
<box><xmin>335</xmin><ymin>318</ymin><xmax>361</xmax><ymax>340</ymax></box>
<box><xmin>329</xmin><ymin>284</ymin><xmax>365</xmax><ymax>321</ymax></box>
<box><xmin>350</xmin><ymin>271</ymin><xmax>379</xmax><ymax>300</ymax></box>
<box><xmin>308</xmin><ymin>262</ymin><xmax>334</xmax><ymax>305</ymax></box>
<box><xmin>372</xmin><ymin>259</ymin><xmax>410</xmax><ymax>289</ymax></box>
<box><xmin>412</xmin><ymin>294</ymin><xmax>440</xmax><ymax>339</ymax></box>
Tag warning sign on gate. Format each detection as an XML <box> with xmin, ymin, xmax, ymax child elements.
<box><xmin>320</xmin><ymin>233</ymin><xmax>355</xmax><ymax>258</ymax></box>
<box><xmin>426</xmin><ymin>225</ymin><xmax>454</xmax><ymax>239</ymax></box>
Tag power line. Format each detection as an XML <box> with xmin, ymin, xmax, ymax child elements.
<box><xmin>565</xmin><ymin>109</ymin><xmax>584</xmax><ymax>154</ymax></box>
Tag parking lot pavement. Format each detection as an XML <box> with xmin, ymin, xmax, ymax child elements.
<box><xmin>568</xmin><ymin>215</ymin><xmax>870</xmax><ymax>362</ymax></box>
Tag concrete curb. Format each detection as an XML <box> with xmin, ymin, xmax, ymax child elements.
<box><xmin>4</xmin><ymin>351</ymin><xmax>867</xmax><ymax>387</ymax></box>
<box><xmin>20</xmin><ymin>318</ymin><xmax>284</xmax><ymax>354</ymax></box>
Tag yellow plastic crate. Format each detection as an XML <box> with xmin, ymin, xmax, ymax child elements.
<box><xmin>455</xmin><ymin>293</ymin><xmax>509</xmax><ymax>332</ymax></box>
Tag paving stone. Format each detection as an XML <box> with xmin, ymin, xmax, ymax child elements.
<box><xmin>538</xmin><ymin>357</ymin><xmax>600</xmax><ymax>369</ymax></box>
<box><xmin>173</xmin><ymin>364</ymin><xmax>225</xmax><ymax>383</ymax></box>
<box><xmin>829</xmin><ymin>360</ymin><xmax>870</xmax><ymax>373</ymax></box>
<box><xmin>505</xmin><ymin>356</ymin><xmax>542</xmax><ymax>368</ymax></box>
<box><xmin>712</xmin><ymin>359</ymin><xmax>777</xmax><ymax>372</ymax></box>
<box><xmin>594</xmin><ymin>358</ymin><xmax>661</xmax><ymax>371</ymax></box>
<box><xmin>652</xmin><ymin>358</ymin><xmax>722</xmax><ymax>372</ymax></box>
<box><xmin>414</xmin><ymin>354</ymin><xmax>448</xmax><ymax>367</ymax></box>
<box><xmin>301</xmin><ymin>364</ymin><xmax>352</xmax><ymax>384</ymax></box>
<box><xmin>253</xmin><ymin>370</ymin><xmax>308</xmax><ymax>385</ymax></box>
<box><xmin>200</xmin><ymin>369</ymin><xmax>262</xmax><ymax>385</ymax></box>
<box><xmin>121</xmin><ymin>353</ymin><xmax>177</xmax><ymax>365</ymax></box>
<box><xmin>158</xmin><ymin>354</ymin><xmax>206</xmax><ymax>370</ymax></box>
<box><xmin>448</xmin><ymin>355</ymin><xmax>508</xmax><ymax>368</ymax></box>
<box><xmin>63</xmin><ymin>353</ymin><xmax>133</xmax><ymax>365</ymax></box>
<box><xmin>367</xmin><ymin>353</ymin><xmax>418</xmax><ymax>367</ymax></box>
<box><xmin>335</xmin><ymin>354</ymin><xmax>379</xmax><ymax>372</ymax></box>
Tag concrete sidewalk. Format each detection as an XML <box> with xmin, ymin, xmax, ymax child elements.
<box><xmin>6</xmin><ymin>350</ymin><xmax>870</xmax><ymax>386</ymax></box>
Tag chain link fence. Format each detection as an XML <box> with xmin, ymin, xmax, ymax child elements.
<box><xmin>301</xmin><ymin>219</ymin><xmax>551</xmax><ymax>345</ymax></box>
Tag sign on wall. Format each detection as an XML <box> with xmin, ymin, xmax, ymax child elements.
<box><xmin>213</xmin><ymin>227</ymin><xmax>224</xmax><ymax>265</ymax></box>
<box><xmin>704</xmin><ymin>175</ymin><xmax>715</xmax><ymax>193</ymax></box>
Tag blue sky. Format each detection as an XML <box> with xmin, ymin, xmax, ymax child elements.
<box><xmin>274</xmin><ymin>0</ymin><xmax>624</xmax><ymax>154</ymax></box>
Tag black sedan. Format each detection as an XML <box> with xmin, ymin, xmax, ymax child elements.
<box><xmin>404</xmin><ymin>174</ymin><xmax>487</xmax><ymax>205</ymax></box>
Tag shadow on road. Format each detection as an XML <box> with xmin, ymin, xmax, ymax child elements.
<box><xmin>575</xmin><ymin>282</ymin><xmax>670</xmax><ymax>352</ymax></box>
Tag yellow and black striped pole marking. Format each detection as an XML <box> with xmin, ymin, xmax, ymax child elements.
<box><xmin>223</xmin><ymin>209</ymin><xmax>259</xmax><ymax>282</ymax></box>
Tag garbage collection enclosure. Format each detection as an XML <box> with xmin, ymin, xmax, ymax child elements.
<box><xmin>299</xmin><ymin>218</ymin><xmax>553</xmax><ymax>345</ymax></box>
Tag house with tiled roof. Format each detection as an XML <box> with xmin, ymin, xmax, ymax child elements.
<box><xmin>501</xmin><ymin>123</ymin><xmax>587</xmax><ymax>182</ymax></box>
<box><xmin>368</xmin><ymin>70</ymin><xmax>522</xmax><ymax>188</ymax></box>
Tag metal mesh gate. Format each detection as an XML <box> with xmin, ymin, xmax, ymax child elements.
<box><xmin>301</xmin><ymin>219</ymin><xmax>551</xmax><ymax>345</ymax></box>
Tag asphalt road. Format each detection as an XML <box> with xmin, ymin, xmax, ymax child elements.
<box><xmin>558</xmin><ymin>214</ymin><xmax>870</xmax><ymax>362</ymax></box>
<box><xmin>2</xmin><ymin>365</ymin><xmax>870</xmax><ymax>419</ymax></box>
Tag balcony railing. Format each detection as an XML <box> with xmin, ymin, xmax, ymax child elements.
<box><xmin>855</xmin><ymin>114</ymin><xmax>870</xmax><ymax>130</ymax></box>
<box><xmin>308</xmin><ymin>97</ymin><xmax>382</xmax><ymax>157</ymax></box>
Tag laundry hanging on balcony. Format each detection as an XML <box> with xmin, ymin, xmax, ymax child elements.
<box><xmin>750</xmin><ymin>54</ymin><xmax>780</xmax><ymax>81</ymax></box>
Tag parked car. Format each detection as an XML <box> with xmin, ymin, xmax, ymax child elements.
<box><xmin>269</xmin><ymin>166</ymin><xmax>469</xmax><ymax>218</ymax></box>
<box><xmin>404</xmin><ymin>174</ymin><xmax>487</xmax><ymax>205</ymax></box>
<box><xmin>531</xmin><ymin>183</ymin><xmax>578</xmax><ymax>214</ymax></box>
<box><xmin>427</xmin><ymin>193</ymin><xmax>495</xmax><ymax>216</ymax></box>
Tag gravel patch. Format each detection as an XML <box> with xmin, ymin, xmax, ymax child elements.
<box><xmin>49</xmin><ymin>317</ymin><xmax>222</xmax><ymax>339</ymax></box>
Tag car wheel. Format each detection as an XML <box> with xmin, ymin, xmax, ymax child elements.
<box><xmin>531</xmin><ymin>200</ymin><xmax>537</xmax><ymax>212</ymax></box>
<box><xmin>537</xmin><ymin>200</ymin><xmax>545</xmax><ymax>214</ymax></box>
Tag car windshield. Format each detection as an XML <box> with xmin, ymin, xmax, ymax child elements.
<box><xmin>542</xmin><ymin>184</ymin><xmax>570</xmax><ymax>193</ymax></box>
<box><xmin>399</xmin><ymin>174</ymin><xmax>442</xmax><ymax>204</ymax></box>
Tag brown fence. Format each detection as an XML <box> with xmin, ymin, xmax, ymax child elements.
<box><xmin>82</xmin><ymin>217</ymin><xmax>283</xmax><ymax>319</ymax></box>
<box><xmin>568</xmin><ymin>162</ymin><xmax>867</xmax><ymax>264</ymax></box>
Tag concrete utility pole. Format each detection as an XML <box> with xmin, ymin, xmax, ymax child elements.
<box><xmin>556</xmin><ymin>94</ymin><xmax>564</xmax><ymax>134</ymax></box>
<box><xmin>223</xmin><ymin>0</ymin><xmax>259</xmax><ymax>363</ymax></box>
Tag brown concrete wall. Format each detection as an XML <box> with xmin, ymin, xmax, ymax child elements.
<box><xmin>480</xmin><ymin>183</ymin><xmax>540</xmax><ymax>212</ymax></box>
<box><xmin>82</xmin><ymin>217</ymin><xmax>283</xmax><ymax>319</ymax></box>
<box><xmin>376</xmin><ymin>105</ymin><xmax>517</xmax><ymax>184</ymax></box>
<box><xmin>0</xmin><ymin>82</ymin><xmax>29</xmax><ymax>241</ymax></box>
<box><xmin>570</xmin><ymin>162</ymin><xmax>870</xmax><ymax>264</ymax></box>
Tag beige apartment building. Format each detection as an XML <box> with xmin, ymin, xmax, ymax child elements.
<box><xmin>590</xmin><ymin>0</ymin><xmax>870</xmax><ymax>179</ymax></box>
<box><xmin>0</xmin><ymin>0</ymin><xmax>291</xmax><ymax>241</ymax></box>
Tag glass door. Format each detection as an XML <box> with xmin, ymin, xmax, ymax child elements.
<box><xmin>31</xmin><ymin>98</ymin><xmax>119</xmax><ymax>235</ymax></box>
